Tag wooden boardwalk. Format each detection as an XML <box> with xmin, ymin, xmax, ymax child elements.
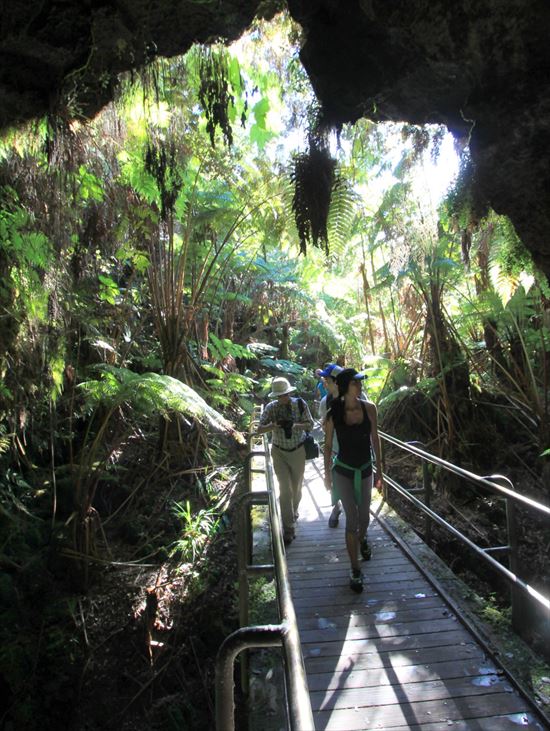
<box><xmin>286</xmin><ymin>460</ymin><xmax>547</xmax><ymax>731</ymax></box>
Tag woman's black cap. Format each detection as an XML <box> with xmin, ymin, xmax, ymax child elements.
<box><xmin>335</xmin><ymin>368</ymin><xmax>365</xmax><ymax>392</ymax></box>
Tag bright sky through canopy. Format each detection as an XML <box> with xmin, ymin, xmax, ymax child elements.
<box><xmin>412</xmin><ymin>131</ymin><xmax>460</xmax><ymax>206</ymax></box>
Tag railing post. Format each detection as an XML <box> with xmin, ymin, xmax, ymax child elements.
<box><xmin>483</xmin><ymin>474</ymin><xmax>523</xmax><ymax>635</ymax></box>
<box><xmin>215</xmin><ymin>625</ymin><xmax>284</xmax><ymax>731</ymax></box>
<box><xmin>235</xmin><ymin>481</ymin><xmax>268</xmax><ymax>697</ymax></box>
<box><xmin>505</xmin><ymin>494</ymin><xmax>524</xmax><ymax>634</ymax></box>
<box><xmin>379</xmin><ymin>438</ymin><xmax>387</xmax><ymax>500</ymax></box>
<box><xmin>422</xmin><ymin>460</ymin><xmax>432</xmax><ymax>546</ymax></box>
<box><xmin>406</xmin><ymin>441</ymin><xmax>432</xmax><ymax>544</ymax></box>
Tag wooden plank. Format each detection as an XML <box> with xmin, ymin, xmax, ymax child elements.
<box><xmin>293</xmin><ymin>581</ymin><xmax>434</xmax><ymax>604</ymax></box>
<box><xmin>288</xmin><ymin>535</ymin><xmax>395</xmax><ymax>554</ymax></box>
<box><xmin>301</xmin><ymin>628</ymin><xmax>477</xmax><ymax>660</ymax></box>
<box><xmin>310</xmin><ymin>674</ymin><xmax>515</xmax><ymax>710</ymax></box>
<box><xmin>289</xmin><ymin>560</ymin><xmax>414</xmax><ymax>576</ymax></box>
<box><xmin>298</xmin><ymin>593</ymin><xmax>447</xmax><ymax>617</ymax></box>
<box><xmin>299</xmin><ymin>616</ymin><xmax>464</xmax><ymax>644</ymax></box>
<box><xmin>304</xmin><ymin>642</ymin><xmax>486</xmax><ymax>675</ymax></box>
<box><xmin>313</xmin><ymin>692</ymin><xmax>533</xmax><ymax>730</ymax></box>
<box><xmin>305</xmin><ymin>657</ymin><xmax>503</xmax><ymax>691</ymax></box>
<box><xmin>290</xmin><ymin>569</ymin><xmax>422</xmax><ymax>588</ymax></box>
<box><xmin>292</xmin><ymin>581</ymin><xmax>440</xmax><ymax>607</ymax></box>
<box><xmin>377</xmin><ymin>715</ymin><xmax>546</xmax><ymax>731</ymax></box>
<box><xmin>292</xmin><ymin>583</ymin><xmax>439</xmax><ymax>611</ymax></box>
<box><xmin>298</xmin><ymin>602</ymin><xmax>453</xmax><ymax>629</ymax></box>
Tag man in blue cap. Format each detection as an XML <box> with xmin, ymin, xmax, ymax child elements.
<box><xmin>314</xmin><ymin>366</ymin><xmax>329</xmax><ymax>409</ymax></box>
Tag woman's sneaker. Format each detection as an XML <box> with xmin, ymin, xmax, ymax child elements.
<box><xmin>360</xmin><ymin>539</ymin><xmax>372</xmax><ymax>561</ymax></box>
<box><xmin>349</xmin><ymin>568</ymin><xmax>363</xmax><ymax>593</ymax></box>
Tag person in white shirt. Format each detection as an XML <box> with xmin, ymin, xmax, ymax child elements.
<box><xmin>256</xmin><ymin>377</ymin><xmax>314</xmax><ymax>546</ymax></box>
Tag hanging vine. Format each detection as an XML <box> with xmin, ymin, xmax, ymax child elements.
<box><xmin>290</xmin><ymin>108</ymin><xmax>338</xmax><ymax>255</ymax></box>
<box><xmin>144</xmin><ymin>136</ymin><xmax>183</xmax><ymax>221</ymax></box>
<box><xmin>196</xmin><ymin>45</ymin><xmax>245</xmax><ymax>147</ymax></box>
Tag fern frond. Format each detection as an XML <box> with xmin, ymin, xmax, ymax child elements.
<box><xmin>326</xmin><ymin>175</ymin><xmax>360</xmax><ymax>259</ymax></box>
<box><xmin>79</xmin><ymin>366</ymin><xmax>240</xmax><ymax>438</ymax></box>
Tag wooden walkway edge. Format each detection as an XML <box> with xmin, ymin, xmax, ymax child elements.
<box><xmin>285</xmin><ymin>460</ymin><xmax>549</xmax><ymax>731</ymax></box>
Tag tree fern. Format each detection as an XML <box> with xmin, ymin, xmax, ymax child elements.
<box><xmin>79</xmin><ymin>365</ymin><xmax>239</xmax><ymax>436</ymax></box>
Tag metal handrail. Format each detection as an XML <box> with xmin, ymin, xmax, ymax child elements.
<box><xmin>378</xmin><ymin>430</ymin><xmax>550</xmax><ymax>630</ymax></box>
<box><xmin>215</xmin><ymin>416</ymin><xmax>314</xmax><ymax>731</ymax></box>
<box><xmin>380</xmin><ymin>431</ymin><xmax>550</xmax><ymax>516</ymax></box>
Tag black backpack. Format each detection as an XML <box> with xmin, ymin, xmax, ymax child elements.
<box><xmin>298</xmin><ymin>398</ymin><xmax>319</xmax><ymax>460</ymax></box>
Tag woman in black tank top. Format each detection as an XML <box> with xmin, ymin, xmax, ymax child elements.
<box><xmin>324</xmin><ymin>369</ymin><xmax>383</xmax><ymax>593</ymax></box>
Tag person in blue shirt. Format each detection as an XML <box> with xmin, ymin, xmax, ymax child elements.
<box><xmin>314</xmin><ymin>367</ymin><xmax>328</xmax><ymax>404</ymax></box>
<box><xmin>318</xmin><ymin>363</ymin><xmax>344</xmax><ymax>526</ymax></box>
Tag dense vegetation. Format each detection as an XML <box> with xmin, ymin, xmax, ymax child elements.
<box><xmin>0</xmin><ymin>12</ymin><xmax>548</xmax><ymax>730</ymax></box>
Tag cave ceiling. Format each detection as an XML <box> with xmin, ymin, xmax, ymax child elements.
<box><xmin>2</xmin><ymin>0</ymin><xmax>550</xmax><ymax>278</ymax></box>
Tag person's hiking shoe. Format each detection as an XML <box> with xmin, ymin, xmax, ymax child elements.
<box><xmin>349</xmin><ymin>568</ymin><xmax>364</xmax><ymax>593</ymax></box>
<box><xmin>328</xmin><ymin>506</ymin><xmax>341</xmax><ymax>528</ymax></box>
<box><xmin>283</xmin><ymin>527</ymin><xmax>295</xmax><ymax>546</ymax></box>
<box><xmin>360</xmin><ymin>538</ymin><xmax>372</xmax><ymax>561</ymax></box>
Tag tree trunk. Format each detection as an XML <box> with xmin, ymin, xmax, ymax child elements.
<box><xmin>359</xmin><ymin>260</ymin><xmax>376</xmax><ymax>355</ymax></box>
<box><xmin>280</xmin><ymin>324</ymin><xmax>290</xmax><ymax>360</ymax></box>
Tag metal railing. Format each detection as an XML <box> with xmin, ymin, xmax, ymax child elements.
<box><xmin>378</xmin><ymin>430</ymin><xmax>550</xmax><ymax>634</ymax></box>
<box><xmin>215</xmin><ymin>408</ymin><xmax>314</xmax><ymax>731</ymax></box>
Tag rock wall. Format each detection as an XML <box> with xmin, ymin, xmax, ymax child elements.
<box><xmin>0</xmin><ymin>1</ymin><xmax>260</xmax><ymax>129</ymax></box>
<box><xmin>2</xmin><ymin>0</ymin><xmax>550</xmax><ymax>277</ymax></box>
<box><xmin>288</xmin><ymin>0</ymin><xmax>550</xmax><ymax>278</ymax></box>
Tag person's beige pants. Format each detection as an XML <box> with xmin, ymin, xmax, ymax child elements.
<box><xmin>271</xmin><ymin>445</ymin><xmax>306</xmax><ymax>536</ymax></box>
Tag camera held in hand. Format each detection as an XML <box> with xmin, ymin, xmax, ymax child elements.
<box><xmin>278</xmin><ymin>418</ymin><xmax>294</xmax><ymax>439</ymax></box>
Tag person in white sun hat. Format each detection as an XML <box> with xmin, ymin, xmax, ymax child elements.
<box><xmin>256</xmin><ymin>376</ymin><xmax>314</xmax><ymax>546</ymax></box>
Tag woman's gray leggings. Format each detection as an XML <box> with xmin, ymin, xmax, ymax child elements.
<box><xmin>332</xmin><ymin>469</ymin><xmax>373</xmax><ymax>536</ymax></box>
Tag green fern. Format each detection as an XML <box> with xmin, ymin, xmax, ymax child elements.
<box><xmin>79</xmin><ymin>366</ymin><xmax>238</xmax><ymax>435</ymax></box>
<box><xmin>325</xmin><ymin>175</ymin><xmax>360</xmax><ymax>259</ymax></box>
<box><xmin>170</xmin><ymin>499</ymin><xmax>220</xmax><ymax>564</ymax></box>
<box><xmin>207</xmin><ymin>333</ymin><xmax>255</xmax><ymax>362</ymax></box>
<box><xmin>0</xmin><ymin>425</ymin><xmax>10</xmax><ymax>455</ymax></box>
<box><xmin>0</xmin><ymin>197</ymin><xmax>54</xmax><ymax>324</ymax></box>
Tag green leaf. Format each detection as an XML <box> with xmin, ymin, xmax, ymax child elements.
<box><xmin>252</xmin><ymin>97</ymin><xmax>269</xmax><ymax>130</ymax></box>
<box><xmin>98</xmin><ymin>274</ymin><xmax>119</xmax><ymax>304</ymax></box>
<box><xmin>250</xmin><ymin>124</ymin><xmax>275</xmax><ymax>150</ymax></box>
<box><xmin>78</xmin><ymin>165</ymin><xmax>104</xmax><ymax>202</ymax></box>
<box><xmin>228</xmin><ymin>56</ymin><xmax>243</xmax><ymax>94</ymax></box>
